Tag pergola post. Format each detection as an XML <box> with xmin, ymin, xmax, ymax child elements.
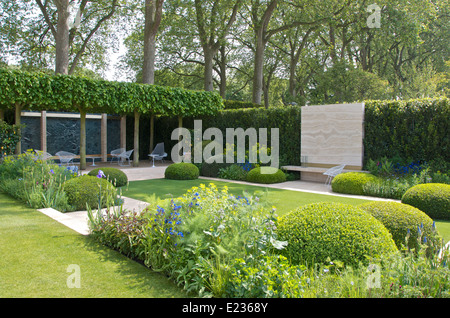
<box><xmin>149</xmin><ymin>113</ymin><xmax>154</xmax><ymax>153</ymax></box>
<box><xmin>15</xmin><ymin>103</ymin><xmax>22</xmax><ymax>155</ymax></box>
<box><xmin>133</xmin><ymin>110</ymin><xmax>140</xmax><ymax>167</ymax></box>
<box><xmin>40</xmin><ymin>111</ymin><xmax>47</xmax><ymax>153</ymax></box>
<box><xmin>120</xmin><ymin>115</ymin><xmax>127</xmax><ymax>150</ymax></box>
<box><xmin>101</xmin><ymin>113</ymin><xmax>107</xmax><ymax>162</ymax></box>
<box><xmin>79</xmin><ymin>110</ymin><xmax>87</xmax><ymax>170</ymax></box>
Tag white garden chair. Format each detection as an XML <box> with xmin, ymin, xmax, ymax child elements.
<box><xmin>56</xmin><ymin>151</ymin><xmax>77</xmax><ymax>166</ymax></box>
<box><xmin>148</xmin><ymin>142</ymin><xmax>168</xmax><ymax>167</ymax></box>
<box><xmin>323</xmin><ymin>164</ymin><xmax>346</xmax><ymax>186</ymax></box>
<box><xmin>110</xmin><ymin>148</ymin><xmax>125</xmax><ymax>164</ymax></box>
<box><xmin>34</xmin><ymin>150</ymin><xmax>53</xmax><ymax>161</ymax></box>
<box><xmin>118</xmin><ymin>149</ymin><xmax>133</xmax><ymax>166</ymax></box>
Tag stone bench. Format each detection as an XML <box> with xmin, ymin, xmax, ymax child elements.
<box><xmin>281</xmin><ymin>165</ymin><xmax>367</xmax><ymax>183</ymax></box>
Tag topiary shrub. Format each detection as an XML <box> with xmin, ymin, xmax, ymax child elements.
<box><xmin>401</xmin><ymin>183</ymin><xmax>450</xmax><ymax>220</ymax></box>
<box><xmin>165</xmin><ymin>162</ymin><xmax>199</xmax><ymax>180</ymax></box>
<box><xmin>63</xmin><ymin>175</ymin><xmax>117</xmax><ymax>211</ymax></box>
<box><xmin>88</xmin><ymin>167</ymin><xmax>128</xmax><ymax>187</ymax></box>
<box><xmin>246</xmin><ymin>166</ymin><xmax>286</xmax><ymax>184</ymax></box>
<box><xmin>276</xmin><ymin>202</ymin><xmax>398</xmax><ymax>267</ymax></box>
<box><xmin>359</xmin><ymin>201</ymin><xmax>442</xmax><ymax>253</ymax></box>
<box><xmin>331</xmin><ymin>172</ymin><xmax>379</xmax><ymax>195</ymax></box>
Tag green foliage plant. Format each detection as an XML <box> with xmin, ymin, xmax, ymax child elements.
<box><xmin>0</xmin><ymin>150</ymin><xmax>75</xmax><ymax>211</ymax></box>
<box><xmin>63</xmin><ymin>175</ymin><xmax>117</xmax><ymax>211</ymax></box>
<box><xmin>0</xmin><ymin>121</ymin><xmax>22</xmax><ymax>157</ymax></box>
<box><xmin>246</xmin><ymin>167</ymin><xmax>287</xmax><ymax>184</ymax></box>
<box><xmin>218</xmin><ymin>164</ymin><xmax>248</xmax><ymax>181</ymax></box>
<box><xmin>331</xmin><ymin>172</ymin><xmax>379</xmax><ymax>195</ymax></box>
<box><xmin>276</xmin><ymin>202</ymin><xmax>398</xmax><ymax>267</ymax></box>
<box><xmin>358</xmin><ymin>201</ymin><xmax>442</xmax><ymax>254</ymax></box>
<box><xmin>164</xmin><ymin>162</ymin><xmax>200</xmax><ymax>180</ymax></box>
<box><xmin>88</xmin><ymin>167</ymin><xmax>128</xmax><ymax>187</ymax></box>
<box><xmin>401</xmin><ymin>183</ymin><xmax>450</xmax><ymax>220</ymax></box>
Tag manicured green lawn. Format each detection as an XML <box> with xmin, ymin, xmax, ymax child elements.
<box><xmin>0</xmin><ymin>192</ymin><xmax>188</xmax><ymax>298</ymax></box>
<box><xmin>123</xmin><ymin>178</ymin><xmax>450</xmax><ymax>243</ymax></box>
<box><xmin>122</xmin><ymin>178</ymin><xmax>372</xmax><ymax>216</ymax></box>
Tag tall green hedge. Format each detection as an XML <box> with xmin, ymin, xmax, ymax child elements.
<box><xmin>145</xmin><ymin>106</ymin><xmax>302</xmax><ymax>166</ymax></box>
<box><xmin>364</xmin><ymin>98</ymin><xmax>449</xmax><ymax>168</ymax></box>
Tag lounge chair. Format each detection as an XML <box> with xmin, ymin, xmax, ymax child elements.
<box><xmin>148</xmin><ymin>142</ymin><xmax>168</xmax><ymax>167</ymax></box>
<box><xmin>323</xmin><ymin>164</ymin><xmax>346</xmax><ymax>186</ymax></box>
<box><xmin>56</xmin><ymin>151</ymin><xmax>76</xmax><ymax>166</ymax></box>
<box><xmin>110</xmin><ymin>148</ymin><xmax>125</xmax><ymax>164</ymax></box>
<box><xmin>118</xmin><ymin>149</ymin><xmax>133</xmax><ymax>166</ymax></box>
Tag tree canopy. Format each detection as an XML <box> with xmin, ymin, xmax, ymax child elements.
<box><xmin>1</xmin><ymin>0</ymin><xmax>449</xmax><ymax>106</ymax></box>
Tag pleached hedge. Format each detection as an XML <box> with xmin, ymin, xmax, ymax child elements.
<box><xmin>0</xmin><ymin>68</ymin><xmax>224</xmax><ymax>167</ymax></box>
<box><xmin>0</xmin><ymin>68</ymin><xmax>224</xmax><ymax>117</ymax></box>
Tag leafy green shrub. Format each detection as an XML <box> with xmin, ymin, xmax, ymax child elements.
<box><xmin>277</xmin><ymin>202</ymin><xmax>398</xmax><ymax>267</ymax></box>
<box><xmin>88</xmin><ymin>167</ymin><xmax>128</xmax><ymax>187</ymax></box>
<box><xmin>401</xmin><ymin>183</ymin><xmax>450</xmax><ymax>220</ymax></box>
<box><xmin>223</xmin><ymin>255</ymin><xmax>308</xmax><ymax>298</ymax></box>
<box><xmin>199</xmin><ymin>155</ymin><xmax>231</xmax><ymax>178</ymax></box>
<box><xmin>0</xmin><ymin>121</ymin><xmax>22</xmax><ymax>157</ymax></box>
<box><xmin>246</xmin><ymin>167</ymin><xmax>286</xmax><ymax>184</ymax></box>
<box><xmin>218</xmin><ymin>164</ymin><xmax>248</xmax><ymax>181</ymax></box>
<box><xmin>164</xmin><ymin>162</ymin><xmax>199</xmax><ymax>180</ymax></box>
<box><xmin>63</xmin><ymin>175</ymin><xmax>117</xmax><ymax>211</ymax></box>
<box><xmin>358</xmin><ymin>201</ymin><xmax>442</xmax><ymax>253</ymax></box>
<box><xmin>331</xmin><ymin>172</ymin><xmax>379</xmax><ymax>195</ymax></box>
<box><xmin>223</xmin><ymin>100</ymin><xmax>263</xmax><ymax>110</ymax></box>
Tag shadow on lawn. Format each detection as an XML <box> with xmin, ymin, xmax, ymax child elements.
<box><xmin>79</xmin><ymin>235</ymin><xmax>190</xmax><ymax>298</ymax></box>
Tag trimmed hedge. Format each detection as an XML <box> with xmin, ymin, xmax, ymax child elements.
<box><xmin>359</xmin><ymin>201</ymin><xmax>442</xmax><ymax>253</ymax></box>
<box><xmin>331</xmin><ymin>172</ymin><xmax>379</xmax><ymax>195</ymax></box>
<box><xmin>401</xmin><ymin>183</ymin><xmax>450</xmax><ymax>220</ymax></box>
<box><xmin>223</xmin><ymin>100</ymin><xmax>263</xmax><ymax>110</ymax></box>
<box><xmin>88</xmin><ymin>167</ymin><xmax>128</xmax><ymax>187</ymax></box>
<box><xmin>63</xmin><ymin>175</ymin><xmax>117</xmax><ymax>211</ymax></box>
<box><xmin>364</xmin><ymin>98</ymin><xmax>449</xmax><ymax>168</ymax></box>
<box><xmin>246</xmin><ymin>166</ymin><xmax>286</xmax><ymax>184</ymax></box>
<box><xmin>165</xmin><ymin>162</ymin><xmax>199</xmax><ymax>180</ymax></box>
<box><xmin>276</xmin><ymin>202</ymin><xmax>398</xmax><ymax>267</ymax></box>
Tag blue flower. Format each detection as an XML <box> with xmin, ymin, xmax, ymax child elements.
<box><xmin>50</xmin><ymin>169</ymin><xmax>54</xmax><ymax>174</ymax></box>
<box><xmin>97</xmin><ymin>169</ymin><xmax>105</xmax><ymax>178</ymax></box>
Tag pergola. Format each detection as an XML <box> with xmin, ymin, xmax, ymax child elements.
<box><xmin>0</xmin><ymin>68</ymin><xmax>224</xmax><ymax>170</ymax></box>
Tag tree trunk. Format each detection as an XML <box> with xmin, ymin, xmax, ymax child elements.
<box><xmin>142</xmin><ymin>32</ymin><xmax>157</xmax><ymax>85</ymax></box>
<box><xmin>54</xmin><ymin>0</ymin><xmax>70</xmax><ymax>75</ymax></box>
<box><xmin>252</xmin><ymin>33</ymin><xmax>265</xmax><ymax>105</ymax></box>
<box><xmin>203</xmin><ymin>48</ymin><xmax>215</xmax><ymax>91</ymax></box>
<box><xmin>218</xmin><ymin>45</ymin><xmax>227</xmax><ymax>98</ymax></box>
<box><xmin>79</xmin><ymin>110</ymin><xmax>87</xmax><ymax>170</ymax></box>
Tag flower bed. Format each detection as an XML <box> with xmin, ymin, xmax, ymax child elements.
<box><xmin>0</xmin><ymin>150</ymin><xmax>119</xmax><ymax>212</ymax></box>
<box><xmin>88</xmin><ymin>182</ymin><xmax>450</xmax><ymax>298</ymax></box>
